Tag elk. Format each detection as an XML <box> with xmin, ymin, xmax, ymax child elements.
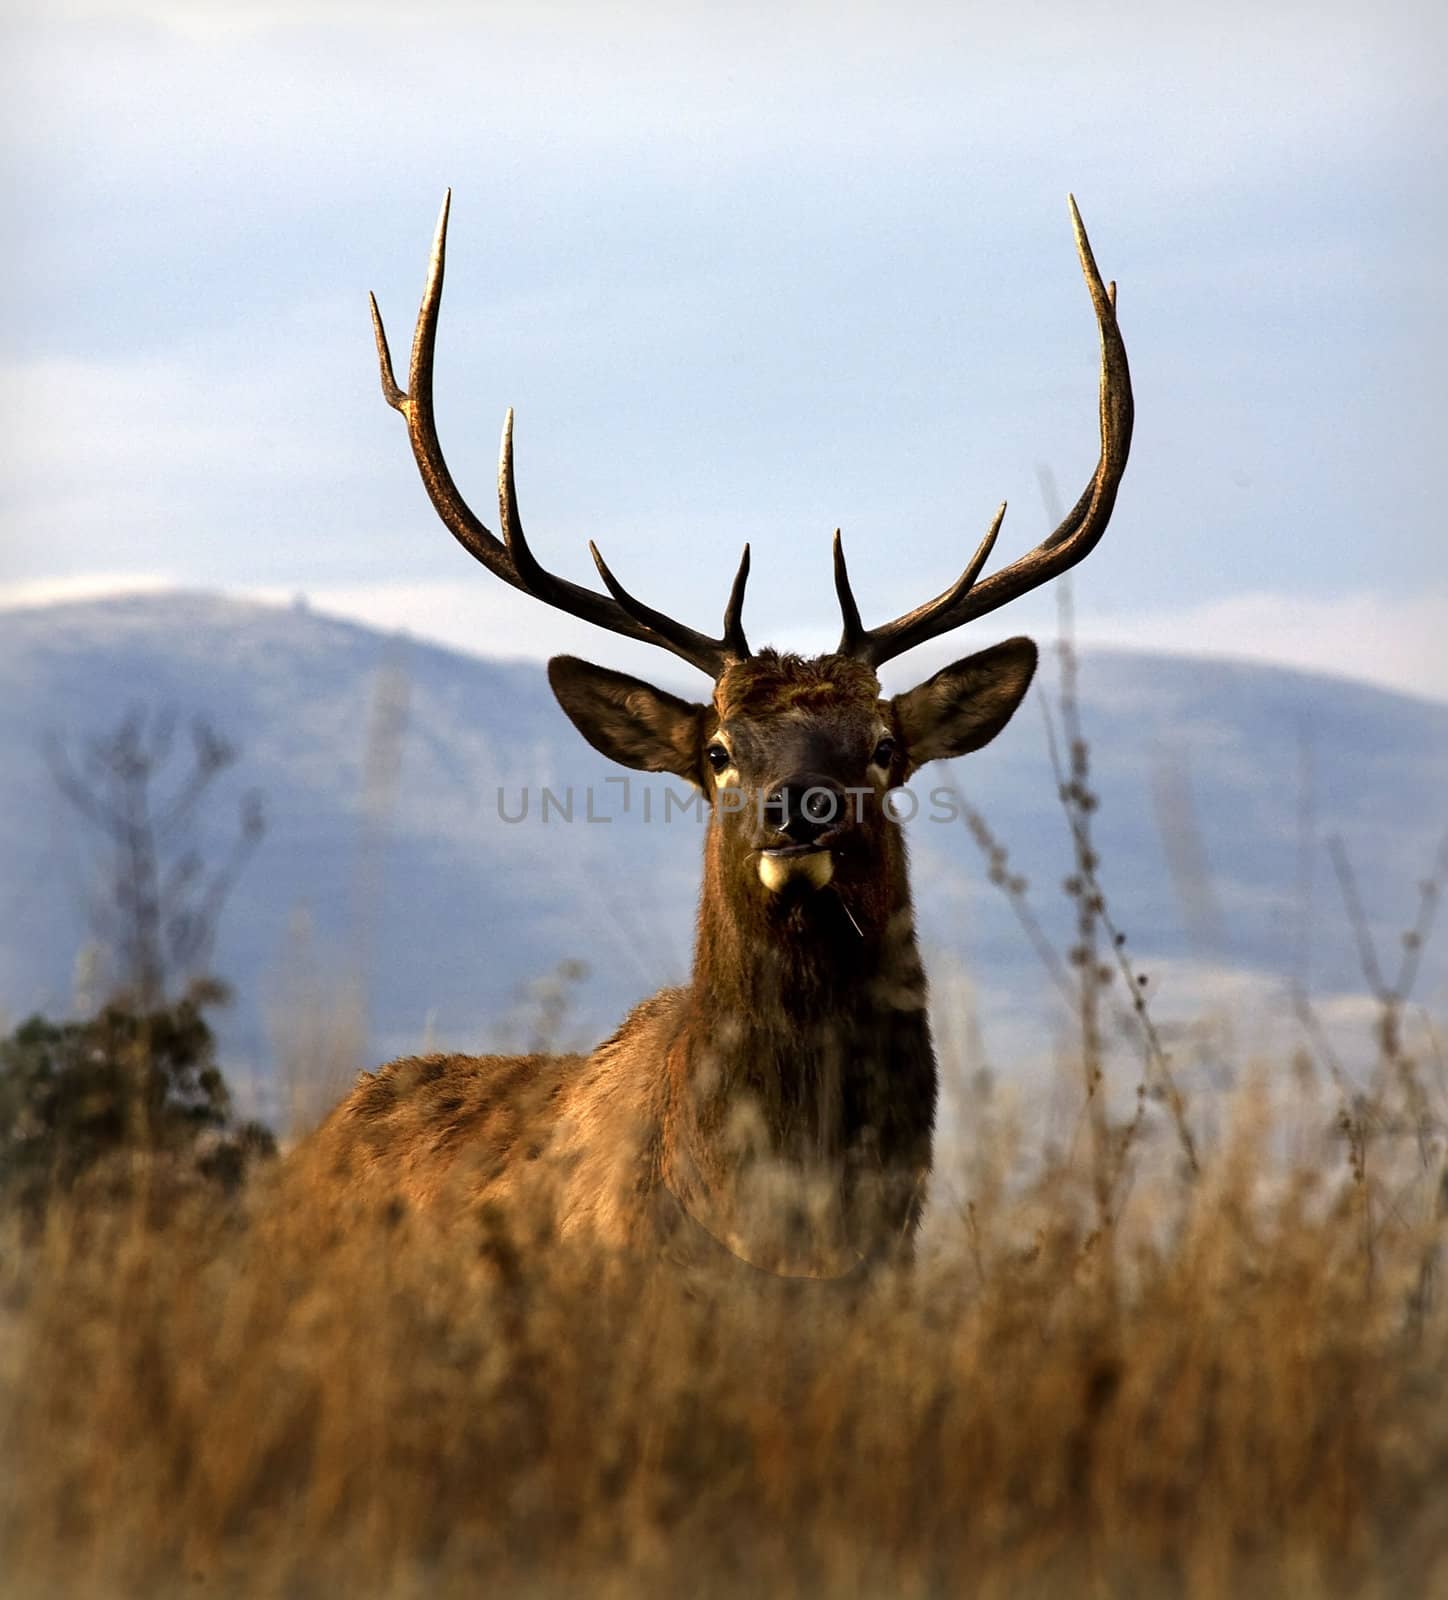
<box><xmin>295</xmin><ymin>193</ymin><xmax>1131</xmax><ymax>1279</ymax></box>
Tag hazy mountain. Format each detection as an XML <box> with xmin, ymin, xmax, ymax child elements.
<box><xmin>2</xmin><ymin>593</ymin><xmax>1444</xmax><ymax>1124</ymax></box>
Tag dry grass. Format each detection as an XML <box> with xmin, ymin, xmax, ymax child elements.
<box><xmin>1</xmin><ymin>1056</ymin><xmax>1445</xmax><ymax>1600</ymax></box>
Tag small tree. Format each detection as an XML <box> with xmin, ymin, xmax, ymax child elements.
<box><xmin>0</xmin><ymin>980</ymin><xmax>275</xmax><ymax>1213</ymax></box>
<box><xmin>0</xmin><ymin>710</ymin><xmax>274</xmax><ymax>1213</ymax></box>
<box><xmin>45</xmin><ymin>709</ymin><xmax>265</xmax><ymax>1007</ymax></box>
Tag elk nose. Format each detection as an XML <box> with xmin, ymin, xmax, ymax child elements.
<box><xmin>765</xmin><ymin>775</ymin><xmax>847</xmax><ymax>846</ymax></box>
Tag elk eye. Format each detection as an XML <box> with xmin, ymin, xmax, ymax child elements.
<box><xmin>706</xmin><ymin>743</ymin><xmax>731</xmax><ymax>773</ymax></box>
<box><xmin>871</xmin><ymin>737</ymin><xmax>896</xmax><ymax>768</ymax></box>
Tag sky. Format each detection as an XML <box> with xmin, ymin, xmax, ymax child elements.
<box><xmin>2</xmin><ymin>0</ymin><xmax>1445</xmax><ymax>701</ymax></box>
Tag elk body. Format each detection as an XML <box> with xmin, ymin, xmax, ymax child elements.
<box><xmin>295</xmin><ymin>195</ymin><xmax>1131</xmax><ymax>1278</ymax></box>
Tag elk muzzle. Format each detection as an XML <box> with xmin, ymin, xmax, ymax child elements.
<box><xmin>757</xmin><ymin>775</ymin><xmax>849</xmax><ymax>893</ymax></box>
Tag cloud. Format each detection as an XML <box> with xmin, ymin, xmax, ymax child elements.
<box><xmin>7</xmin><ymin>0</ymin><xmax>1438</xmax><ymax>197</ymax></box>
<box><xmin>243</xmin><ymin>579</ymin><xmax>664</xmax><ymax>675</ymax></box>
<box><xmin>0</xmin><ymin>573</ymin><xmax>180</xmax><ymax>607</ymax></box>
<box><xmin>0</xmin><ymin>351</ymin><xmax>387</xmax><ymax>584</ymax></box>
<box><xmin>1075</xmin><ymin>590</ymin><xmax>1448</xmax><ymax>706</ymax></box>
<box><xmin>227</xmin><ymin>578</ymin><xmax>1448</xmax><ymax>705</ymax></box>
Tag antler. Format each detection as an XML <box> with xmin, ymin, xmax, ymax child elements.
<box><xmin>370</xmin><ymin>191</ymin><xmax>751</xmax><ymax>678</ymax></box>
<box><xmin>833</xmin><ymin>196</ymin><xmax>1133</xmax><ymax>669</ymax></box>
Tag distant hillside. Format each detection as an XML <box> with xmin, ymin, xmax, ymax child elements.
<box><xmin>2</xmin><ymin>593</ymin><xmax>1444</xmax><ymax>1123</ymax></box>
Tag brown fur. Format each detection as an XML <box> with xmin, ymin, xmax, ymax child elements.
<box><xmin>713</xmin><ymin>650</ymin><xmax>882</xmax><ymax>721</ymax></box>
<box><xmin>291</xmin><ymin>639</ymin><xmax>1037</xmax><ymax>1279</ymax></box>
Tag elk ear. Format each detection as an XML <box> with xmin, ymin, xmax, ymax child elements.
<box><xmin>891</xmin><ymin>637</ymin><xmax>1038</xmax><ymax>768</ymax></box>
<box><xmin>548</xmin><ymin>656</ymin><xmax>707</xmax><ymax>783</ymax></box>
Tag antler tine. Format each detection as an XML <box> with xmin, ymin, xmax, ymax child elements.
<box><xmin>500</xmin><ymin>411</ymin><xmax>748</xmax><ymax>674</ymax></box>
<box><xmin>722</xmin><ymin>544</ymin><xmax>752</xmax><ymax>660</ymax></box>
<box><xmin>495</xmin><ymin>405</ymin><xmax>574</xmax><ymax>610</ymax></box>
<box><xmin>372</xmin><ymin>191</ymin><xmax>747</xmax><ymax>675</ymax></box>
<box><xmin>588</xmin><ymin>541</ymin><xmax>752</xmax><ymax>677</ymax></box>
<box><xmin>834</xmin><ymin>508</ymin><xmax>1005</xmax><ymax>667</ymax></box>
<box><xmin>832</xmin><ymin>530</ymin><xmax>866</xmax><ymax>657</ymax></box>
<box><xmin>370</xmin><ymin>192</ymin><xmax>527</xmax><ymax>592</ymax></box>
<box><xmin>836</xmin><ymin>196</ymin><xmax>1133</xmax><ymax>668</ymax></box>
<box><xmin>368</xmin><ymin>292</ymin><xmax>407</xmax><ymax>412</ymax></box>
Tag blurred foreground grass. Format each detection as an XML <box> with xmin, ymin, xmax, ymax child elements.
<box><xmin>1</xmin><ymin>1052</ymin><xmax>1445</xmax><ymax>1599</ymax></box>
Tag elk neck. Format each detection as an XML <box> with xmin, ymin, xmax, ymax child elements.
<box><xmin>659</xmin><ymin>812</ymin><xmax>937</xmax><ymax>1267</ymax></box>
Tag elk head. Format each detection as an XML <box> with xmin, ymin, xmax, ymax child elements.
<box><xmin>370</xmin><ymin>194</ymin><xmax>1132</xmax><ymax>946</ymax></box>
